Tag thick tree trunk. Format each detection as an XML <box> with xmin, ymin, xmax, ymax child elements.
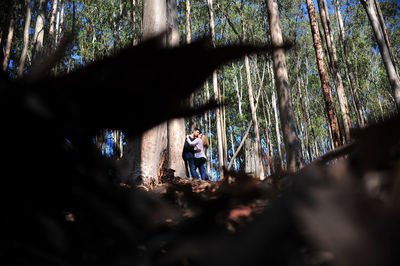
<box><xmin>267</xmin><ymin>0</ymin><xmax>304</xmax><ymax>172</ymax></box>
<box><xmin>48</xmin><ymin>0</ymin><xmax>58</xmax><ymax>52</ymax></box>
<box><xmin>18</xmin><ymin>0</ymin><xmax>32</xmax><ymax>77</ymax></box>
<box><xmin>318</xmin><ymin>0</ymin><xmax>352</xmax><ymax>142</ymax></box>
<box><xmin>32</xmin><ymin>0</ymin><xmax>46</xmax><ymax>63</ymax></box>
<box><xmin>361</xmin><ymin>0</ymin><xmax>400</xmax><ymax>109</ymax></box>
<box><xmin>306</xmin><ymin>0</ymin><xmax>342</xmax><ymax>148</ymax></box>
<box><xmin>126</xmin><ymin>0</ymin><xmax>168</xmax><ymax>185</ymax></box>
<box><xmin>207</xmin><ymin>0</ymin><xmax>224</xmax><ymax>180</ymax></box>
<box><xmin>2</xmin><ymin>17</ymin><xmax>15</xmax><ymax>72</ymax></box>
<box><xmin>166</xmin><ymin>0</ymin><xmax>186</xmax><ymax>178</ymax></box>
<box><xmin>185</xmin><ymin>0</ymin><xmax>196</xmax><ymax>132</ymax></box>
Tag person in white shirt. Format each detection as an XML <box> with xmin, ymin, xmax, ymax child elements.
<box><xmin>186</xmin><ymin>133</ymin><xmax>209</xmax><ymax>180</ymax></box>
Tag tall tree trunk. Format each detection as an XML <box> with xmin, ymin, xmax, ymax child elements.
<box><xmin>233</xmin><ymin>64</ymin><xmax>243</xmax><ymax>116</ymax></box>
<box><xmin>244</xmin><ymin>55</ymin><xmax>265</xmax><ymax>180</ymax></box>
<box><xmin>18</xmin><ymin>0</ymin><xmax>32</xmax><ymax>77</ymax></box>
<box><xmin>306</xmin><ymin>0</ymin><xmax>342</xmax><ymax>148</ymax></box>
<box><xmin>32</xmin><ymin>0</ymin><xmax>46</xmax><ymax>63</ymax></box>
<box><xmin>373</xmin><ymin>0</ymin><xmax>398</xmax><ymax>74</ymax></box>
<box><xmin>127</xmin><ymin>0</ymin><xmax>168</xmax><ymax>185</ymax></box>
<box><xmin>361</xmin><ymin>0</ymin><xmax>400</xmax><ymax>109</ymax></box>
<box><xmin>205</xmin><ymin>81</ymin><xmax>213</xmax><ymax>179</ymax></box>
<box><xmin>166</xmin><ymin>0</ymin><xmax>186</xmax><ymax>178</ymax></box>
<box><xmin>207</xmin><ymin>0</ymin><xmax>224</xmax><ymax>180</ymax></box>
<box><xmin>2</xmin><ymin>17</ymin><xmax>15</xmax><ymax>72</ymax></box>
<box><xmin>266</xmin><ymin>0</ymin><xmax>304</xmax><ymax>172</ymax></box>
<box><xmin>297</xmin><ymin>71</ymin><xmax>312</xmax><ymax>162</ymax></box>
<box><xmin>131</xmin><ymin>0</ymin><xmax>139</xmax><ymax>45</ymax></box>
<box><xmin>221</xmin><ymin>78</ymin><xmax>228</xmax><ymax>166</ymax></box>
<box><xmin>261</xmin><ymin>92</ymin><xmax>272</xmax><ymax>175</ymax></box>
<box><xmin>268</xmin><ymin>62</ymin><xmax>284</xmax><ymax>169</ymax></box>
<box><xmin>185</xmin><ymin>0</ymin><xmax>196</xmax><ymax>132</ymax></box>
<box><xmin>48</xmin><ymin>0</ymin><xmax>58</xmax><ymax>53</ymax></box>
<box><xmin>229</xmin><ymin>125</ymin><xmax>238</xmax><ymax>170</ymax></box>
<box><xmin>334</xmin><ymin>0</ymin><xmax>364</xmax><ymax>127</ymax></box>
<box><xmin>318</xmin><ymin>0</ymin><xmax>352</xmax><ymax>142</ymax></box>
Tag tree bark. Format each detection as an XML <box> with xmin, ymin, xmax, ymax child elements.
<box><xmin>317</xmin><ymin>0</ymin><xmax>352</xmax><ymax>142</ymax></box>
<box><xmin>261</xmin><ymin>92</ymin><xmax>272</xmax><ymax>175</ymax></box>
<box><xmin>297</xmin><ymin>71</ymin><xmax>312</xmax><ymax>162</ymax></box>
<box><xmin>207</xmin><ymin>0</ymin><xmax>224</xmax><ymax>180</ymax></box>
<box><xmin>126</xmin><ymin>0</ymin><xmax>168</xmax><ymax>185</ymax></box>
<box><xmin>306</xmin><ymin>0</ymin><xmax>342</xmax><ymax>148</ymax></box>
<box><xmin>48</xmin><ymin>0</ymin><xmax>59</xmax><ymax>53</ymax></box>
<box><xmin>334</xmin><ymin>0</ymin><xmax>364</xmax><ymax>127</ymax></box>
<box><xmin>266</xmin><ymin>0</ymin><xmax>304</xmax><ymax>172</ymax></box>
<box><xmin>244</xmin><ymin>55</ymin><xmax>265</xmax><ymax>179</ymax></box>
<box><xmin>2</xmin><ymin>17</ymin><xmax>14</xmax><ymax>72</ymax></box>
<box><xmin>361</xmin><ymin>0</ymin><xmax>400</xmax><ymax>109</ymax></box>
<box><xmin>166</xmin><ymin>0</ymin><xmax>186</xmax><ymax>178</ymax></box>
<box><xmin>205</xmin><ymin>81</ymin><xmax>213</xmax><ymax>179</ymax></box>
<box><xmin>32</xmin><ymin>0</ymin><xmax>46</xmax><ymax>63</ymax></box>
<box><xmin>18</xmin><ymin>0</ymin><xmax>32</xmax><ymax>77</ymax></box>
<box><xmin>184</xmin><ymin>0</ymin><xmax>196</xmax><ymax>132</ymax></box>
<box><xmin>373</xmin><ymin>0</ymin><xmax>398</xmax><ymax>74</ymax></box>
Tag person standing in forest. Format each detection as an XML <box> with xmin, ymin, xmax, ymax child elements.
<box><xmin>182</xmin><ymin>128</ymin><xmax>201</xmax><ymax>179</ymax></box>
<box><xmin>186</xmin><ymin>132</ymin><xmax>209</xmax><ymax>181</ymax></box>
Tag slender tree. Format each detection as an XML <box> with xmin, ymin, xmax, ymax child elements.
<box><xmin>48</xmin><ymin>0</ymin><xmax>59</xmax><ymax>53</ymax></box>
<box><xmin>18</xmin><ymin>0</ymin><xmax>32</xmax><ymax>77</ymax></box>
<box><xmin>317</xmin><ymin>0</ymin><xmax>352</xmax><ymax>142</ymax></box>
<box><xmin>32</xmin><ymin>0</ymin><xmax>46</xmax><ymax>63</ymax></box>
<box><xmin>2</xmin><ymin>16</ymin><xmax>14</xmax><ymax>72</ymax></box>
<box><xmin>361</xmin><ymin>0</ymin><xmax>400</xmax><ymax>109</ymax></box>
<box><xmin>266</xmin><ymin>0</ymin><xmax>304</xmax><ymax>172</ymax></box>
<box><xmin>306</xmin><ymin>0</ymin><xmax>342</xmax><ymax>148</ymax></box>
<box><xmin>334</xmin><ymin>0</ymin><xmax>365</xmax><ymax>127</ymax></box>
<box><xmin>207</xmin><ymin>0</ymin><xmax>224</xmax><ymax>180</ymax></box>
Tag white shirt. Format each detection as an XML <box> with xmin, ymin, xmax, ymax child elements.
<box><xmin>186</xmin><ymin>137</ymin><xmax>206</xmax><ymax>159</ymax></box>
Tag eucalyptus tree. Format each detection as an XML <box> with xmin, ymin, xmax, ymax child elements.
<box><xmin>361</xmin><ymin>0</ymin><xmax>400</xmax><ymax>109</ymax></box>
<box><xmin>2</xmin><ymin>11</ymin><xmax>15</xmax><ymax>72</ymax></box>
<box><xmin>207</xmin><ymin>0</ymin><xmax>225</xmax><ymax>180</ymax></box>
<box><xmin>334</xmin><ymin>0</ymin><xmax>365</xmax><ymax>127</ymax></box>
<box><xmin>18</xmin><ymin>0</ymin><xmax>32</xmax><ymax>77</ymax></box>
<box><xmin>167</xmin><ymin>0</ymin><xmax>186</xmax><ymax>178</ymax></box>
<box><xmin>317</xmin><ymin>0</ymin><xmax>352</xmax><ymax>142</ymax></box>
<box><xmin>266</xmin><ymin>0</ymin><xmax>304</xmax><ymax>172</ymax></box>
<box><xmin>32</xmin><ymin>0</ymin><xmax>46</xmax><ymax>63</ymax></box>
<box><xmin>305</xmin><ymin>0</ymin><xmax>342</xmax><ymax>148</ymax></box>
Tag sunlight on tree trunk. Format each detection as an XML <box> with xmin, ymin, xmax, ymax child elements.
<box><xmin>18</xmin><ymin>0</ymin><xmax>31</xmax><ymax>77</ymax></box>
<box><xmin>207</xmin><ymin>0</ymin><xmax>224</xmax><ymax>180</ymax></box>
<box><xmin>361</xmin><ymin>0</ymin><xmax>400</xmax><ymax>109</ymax></box>
<box><xmin>166</xmin><ymin>0</ymin><xmax>186</xmax><ymax>178</ymax></box>
<box><xmin>267</xmin><ymin>0</ymin><xmax>304</xmax><ymax>172</ymax></box>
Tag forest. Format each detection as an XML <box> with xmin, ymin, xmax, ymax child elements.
<box><xmin>1</xmin><ymin>0</ymin><xmax>400</xmax><ymax>265</ymax></box>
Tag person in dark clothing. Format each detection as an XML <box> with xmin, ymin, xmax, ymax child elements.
<box><xmin>182</xmin><ymin>128</ymin><xmax>201</xmax><ymax>179</ymax></box>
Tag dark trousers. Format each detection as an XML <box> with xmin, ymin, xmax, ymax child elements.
<box><xmin>184</xmin><ymin>153</ymin><xmax>200</xmax><ymax>179</ymax></box>
<box><xmin>196</xmin><ymin>157</ymin><xmax>208</xmax><ymax>181</ymax></box>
